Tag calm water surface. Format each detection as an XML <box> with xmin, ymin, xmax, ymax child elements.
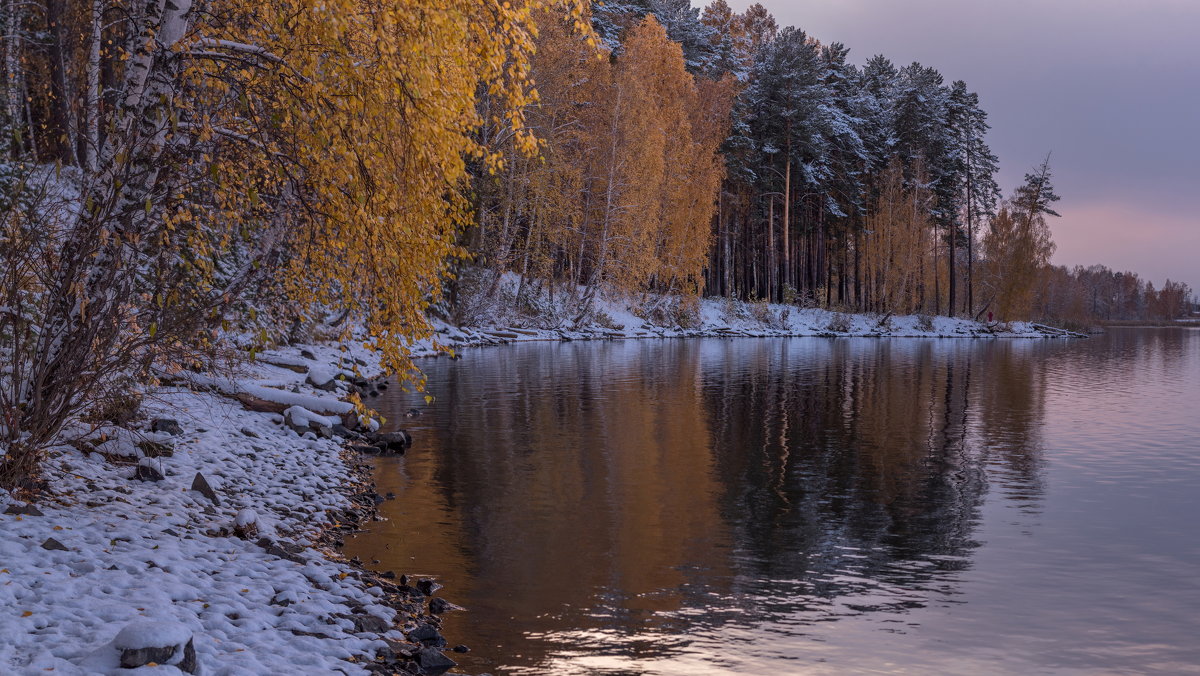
<box><xmin>346</xmin><ymin>328</ymin><xmax>1200</xmax><ymax>675</ymax></box>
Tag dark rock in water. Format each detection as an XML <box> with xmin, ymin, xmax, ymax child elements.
<box><xmin>372</xmin><ymin>494</ymin><xmax>386</xmax><ymax>506</ymax></box>
<box><xmin>151</xmin><ymin>418</ymin><xmax>184</xmax><ymax>436</ymax></box>
<box><xmin>134</xmin><ymin>463</ymin><xmax>164</xmax><ymax>482</ymax></box>
<box><xmin>428</xmin><ymin>597</ymin><xmax>452</xmax><ymax>614</ymax></box>
<box><xmin>300</xmin><ymin>349</ymin><xmax>316</xmax><ymax>360</ymax></box>
<box><xmin>41</xmin><ymin>537</ymin><xmax>69</xmax><ymax>551</ymax></box>
<box><xmin>368</xmin><ymin>390</ymin><xmax>379</xmax><ymax>398</ymax></box>
<box><xmin>415</xmin><ymin>578</ymin><xmax>443</xmax><ymax>596</ymax></box>
<box><xmin>407</xmin><ymin>624</ymin><xmax>444</xmax><ymax>647</ymax></box>
<box><xmin>385</xmin><ymin>492</ymin><xmax>396</xmax><ymax>500</ymax></box>
<box><xmin>373</xmin><ymin>431</ymin><xmax>412</xmax><ymax>454</ymax></box>
<box><xmin>417</xmin><ymin>648</ymin><xmax>457</xmax><ymax>675</ymax></box>
<box><xmin>190</xmin><ymin>473</ymin><xmax>220</xmax><ymax>505</ymax></box>
<box><xmin>381</xmin><ymin>571</ymin><xmax>396</xmax><ymax>579</ymax></box>
<box><xmin>347</xmin><ymin>443</ymin><xmax>381</xmax><ymax>456</ymax></box>
<box><xmin>405</xmin><ymin>408</ymin><xmax>421</xmax><ymax>418</ymax></box>
<box><xmin>4</xmin><ymin>503</ymin><xmax>44</xmax><ymax>517</ymax></box>
<box><xmin>377</xmin><ymin>382</ymin><xmax>388</xmax><ymax>391</ymax></box>
<box><xmin>452</xmin><ymin>644</ymin><xmax>470</xmax><ymax>653</ymax></box>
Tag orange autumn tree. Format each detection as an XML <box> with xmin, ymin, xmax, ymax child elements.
<box><xmin>470</xmin><ymin>14</ymin><xmax>730</xmax><ymax>324</ymax></box>
<box><xmin>187</xmin><ymin>0</ymin><xmax>593</xmax><ymax>377</ymax></box>
<box><xmin>583</xmin><ymin>16</ymin><xmax>730</xmax><ymax>314</ymax></box>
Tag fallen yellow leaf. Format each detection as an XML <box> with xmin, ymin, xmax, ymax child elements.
<box><xmin>22</xmin><ymin>611</ymin><xmax>32</xmax><ymax>617</ymax></box>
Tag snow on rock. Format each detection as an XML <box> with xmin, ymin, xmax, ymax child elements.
<box><xmin>283</xmin><ymin>405</ymin><xmax>337</xmax><ymax>435</ymax></box>
<box><xmin>113</xmin><ymin>619</ymin><xmax>193</xmax><ymax>651</ymax></box>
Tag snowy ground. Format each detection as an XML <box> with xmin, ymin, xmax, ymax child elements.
<box><xmin>0</xmin><ymin>344</ymin><xmax>423</xmax><ymax>675</ymax></box>
<box><xmin>0</xmin><ymin>284</ymin><xmax>1079</xmax><ymax>675</ymax></box>
<box><xmin>419</xmin><ymin>280</ymin><xmax>1081</xmax><ymax>352</ymax></box>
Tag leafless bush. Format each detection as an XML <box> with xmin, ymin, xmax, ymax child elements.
<box><xmin>825</xmin><ymin>312</ymin><xmax>852</xmax><ymax>333</ymax></box>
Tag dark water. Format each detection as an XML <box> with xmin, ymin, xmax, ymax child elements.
<box><xmin>346</xmin><ymin>329</ymin><xmax>1200</xmax><ymax>675</ymax></box>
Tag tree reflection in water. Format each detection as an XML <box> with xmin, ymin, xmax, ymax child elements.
<box><xmin>349</xmin><ymin>337</ymin><xmax>1055</xmax><ymax>674</ymax></box>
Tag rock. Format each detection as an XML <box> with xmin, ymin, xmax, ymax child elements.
<box><xmin>284</xmin><ymin>406</ymin><xmax>333</xmax><ymax>437</ymax></box>
<box><xmin>300</xmin><ymin>349</ymin><xmax>316</xmax><ymax>360</ymax></box>
<box><xmin>41</xmin><ymin>537</ymin><xmax>69</xmax><ymax>551</ymax></box>
<box><xmin>306</xmin><ymin>369</ymin><xmax>338</xmax><ymax>392</ymax></box>
<box><xmin>330</xmin><ymin>424</ymin><xmax>363</xmax><ymax>440</ymax></box>
<box><xmin>417</xmin><ymin>648</ymin><xmax>457</xmax><ymax>675</ymax></box>
<box><xmin>405</xmin><ymin>408</ymin><xmax>421</xmax><ymax>418</ymax></box>
<box><xmin>190</xmin><ymin>473</ymin><xmax>220</xmax><ymax>505</ymax></box>
<box><xmin>4</xmin><ymin>503</ymin><xmax>44</xmax><ymax>517</ymax></box>
<box><xmin>407</xmin><ymin>624</ymin><xmax>444</xmax><ymax>647</ymax></box>
<box><xmin>114</xmin><ymin>620</ymin><xmax>197</xmax><ymax>673</ymax></box>
<box><xmin>233</xmin><ymin>509</ymin><xmax>258</xmax><ymax>539</ymax></box>
<box><xmin>348</xmin><ymin>613</ymin><xmax>390</xmax><ymax>634</ymax></box>
<box><xmin>373</xmin><ymin>430</ymin><xmax>412</xmax><ymax>454</ymax></box>
<box><xmin>428</xmin><ymin>597</ymin><xmax>451</xmax><ymax>614</ymax></box>
<box><xmin>378</xmin><ymin>638</ymin><xmax>417</xmax><ymax>660</ymax></box>
<box><xmin>452</xmin><ymin>645</ymin><xmax>470</xmax><ymax>653</ymax></box>
<box><xmin>416</xmin><ymin>578</ymin><xmax>443</xmax><ymax>596</ymax></box>
<box><xmin>133</xmin><ymin>460</ymin><xmax>164</xmax><ymax>482</ymax></box>
<box><xmin>346</xmin><ymin>443</ymin><xmax>381</xmax><ymax>456</ymax></box>
<box><xmin>151</xmin><ymin>418</ymin><xmax>184</xmax><ymax>436</ymax></box>
<box><xmin>136</xmin><ymin>440</ymin><xmax>173</xmax><ymax>458</ymax></box>
<box><xmin>257</xmin><ymin>537</ymin><xmax>305</xmax><ymax>564</ymax></box>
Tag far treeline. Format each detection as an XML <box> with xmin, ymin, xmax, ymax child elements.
<box><xmin>466</xmin><ymin>0</ymin><xmax>1194</xmax><ymax>328</ymax></box>
<box><xmin>0</xmin><ymin>1</ymin><xmax>1193</xmax><ymax>480</ymax></box>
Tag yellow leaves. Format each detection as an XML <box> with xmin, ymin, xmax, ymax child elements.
<box><xmin>21</xmin><ymin>611</ymin><xmax>32</xmax><ymax>617</ymax></box>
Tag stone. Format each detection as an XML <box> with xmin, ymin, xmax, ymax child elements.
<box><xmin>233</xmin><ymin>509</ymin><xmax>258</xmax><ymax>539</ymax></box>
<box><xmin>416</xmin><ymin>648</ymin><xmax>457</xmax><ymax>675</ymax></box>
<box><xmin>330</xmin><ymin>424</ymin><xmax>363</xmax><ymax>440</ymax></box>
<box><xmin>151</xmin><ymin>418</ymin><xmax>184</xmax><ymax>436</ymax></box>
<box><xmin>114</xmin><ymin>621</ymin><xmax>197</xmax><ymax>673</ymax></box>
<box><xmin>257</xmin><ymin>537</ymin><xmax>305</xmax><ymax>564</ymax></box>
<box><xmin>407</xmin><ymin>624</ymin><xmax>443</xmax><ymax>646</ymax></box>
<box><xmin>300</xmin><ymin>349</ymin><xmax>316</xmax><ymax>360</ymax></box>
<box><xmin>347</xmin><ymin>443</ymin><xmax>381</xmax><ymax>456</ymax></box>
<box><xmin>373</xmin><ymin>431</ymin><xmax>412</xmax><ymax>454</ymax></box>
<box><xmin>306</xmin><ymin>370</ymin><xmax>338</xmax><ymax>392</ymax></box>
<box><xmin>428</xmin><ymin>597</ymin><xmax>452</xmax><ymax>615</ymax></box>
<box><xmin>349</xmin><ymin>613</ymin><xmax>389</xmax><ymax>634</ymax></box>
<box><xmin>190</xmin><ymin>473</ymin><xmax>220</xmax><ymax>505</ymax></box>
<box><xmin>405</xmin><ymin>408</ymin><xmax>421</xmax><ymax>418</ymax></box>
<box><xmin>134</xmin><ymin>463</ymin><xmax>164</xmax><ymax>482</ymax></box>
<box><xmin>41</xmin><ymin>537</ymin><xmax>69</xmax><ymax>551</ymax></box>
<box><xmin>4</xmin><ymin>503</ymin><xmax>44</xmax><ymax>517</ymax></box>
<box><xmin>415</xmin><ymin>578</ymin><xmax>443</xmax><ymax>596</ymax></box>
<box><xmin>452</xmin><ymin>645</ymin><xmax>470</xmax><ymax>653</ymax></box>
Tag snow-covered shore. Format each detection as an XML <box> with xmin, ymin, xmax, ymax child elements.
<box><xmin>0</xmin><ymin>292</ymin><xmax>1081</xmax><ymax>675</ymax></box>
<box><xmin>0</xmin><ymin>343</ymin><xmax>457</xmax><ymax>675</ymax></box>
<box><xmin>420</xmin><ymin>290</ymin><xmax>1084</xmax><ymax>351</ymax></box>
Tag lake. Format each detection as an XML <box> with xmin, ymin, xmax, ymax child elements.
<box><xmin>346</xmin><ymin>328</ymin><xmax>1200</xmax><ymax>675</ymax></box>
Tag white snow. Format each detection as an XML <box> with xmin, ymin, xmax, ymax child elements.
<box><xmin>0</xmin><ymin>346</ymin><xmax>404</xmax><ymax>675</ymax></box>
<box><xmin>112</xmin><ymin>619</ymin><xmax>192</xmax><ymax>650</ymax></box>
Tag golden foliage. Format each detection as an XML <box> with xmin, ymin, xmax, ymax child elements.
<box><xmin>186</xmin><ymin>0</ymin><xmax>592</xmax><ymax>377</ymax></box>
